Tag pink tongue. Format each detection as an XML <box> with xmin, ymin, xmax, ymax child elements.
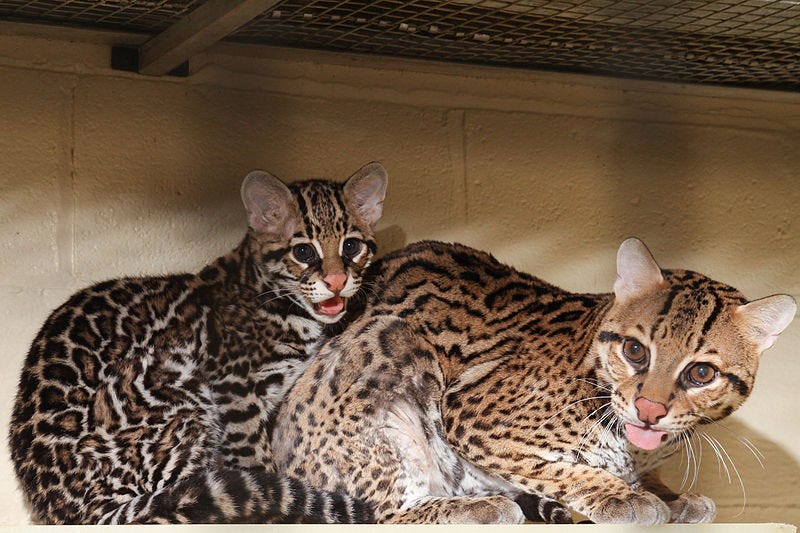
<box><xmin>316</xmin><ymin>295</ymin><xmax>344</xmax><ymax>316</ymax></box>
<box><xmin>625</xmin><ymin>423</ymin><xmax>667</xmax><ymax>450</ymax></box>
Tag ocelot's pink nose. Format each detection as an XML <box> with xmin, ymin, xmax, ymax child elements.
<box><xmin>634</xmin><ymin>397</ymin><xmax>668</xmax><ymax>425</ymax></box>
<box><xmin>323</xmin><ymin>273</ymin><xmax>347</xmax><ymax>293</ymax></box>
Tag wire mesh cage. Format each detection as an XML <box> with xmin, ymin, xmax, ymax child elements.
<box><xmin>1</xmin><ymin>0</ymin><xmax>800</xmax><ymax>91</ymax></box>
<box><xmin>232</xmin><ymin>0</ymin><xmax>800</xmax><ymax>90</ymax></box>
<box><xmin>0</xmin><ymin>0</ymin><xmax>205</xmax><ymax>33</ymax></box>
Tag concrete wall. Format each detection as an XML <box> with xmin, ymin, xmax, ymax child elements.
<box><xmin>1</xmin><ymin>23</ymin><xmax>799</xmax><ymax>525</ymax></box>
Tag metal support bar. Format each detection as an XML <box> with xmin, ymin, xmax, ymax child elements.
<box><xmin>138</xmin><ymin>0</ymin><xmax>281</xmax><ymax>76</ymax></box>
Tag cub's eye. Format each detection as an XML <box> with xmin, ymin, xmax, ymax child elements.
<box><xmin>342</xmin><ymin>238</ymin><xmax>363</xmax><ymax>259</ymax></box>
<box><xmin>684</xmin><ymin>363</ymin><xmax>717</xmax><ymax>387</ymax></box>
<box><xmin>622</xmin><ymin>337</ymin><xmax>648</xmax><ymax>367</ymax></box>
<box><xmin>292</xmin><ymin>243</ymin><xmax>317</xmax><ymax>263</ymax></box>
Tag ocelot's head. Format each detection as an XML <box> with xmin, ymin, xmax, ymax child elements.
<box><xmin>240</xmin><ymin>162</ymin><xmax>387</xmax><ymax>324</ymax></box>
<box><xmin>593</xmin><ymin>238</ymin><xmax>795</xmax><ymax>451</ymax></box>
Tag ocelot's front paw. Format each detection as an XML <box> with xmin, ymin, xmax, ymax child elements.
<box><xmin>668</xmin><ymin>493</ymin><xmax>716</xmax><ymax>523</ymax></box>
<box><xmin>464</xmin><ymin>496</ymin><xmax>525</xmax><ymax>524</ymax></box>
<box><xmin>591</xmin><ymin>491</ymin><xmax>670</xmax><ymax>524</ymax></box>
<box><xmin>514</xmin><ymin>493</ymin><xmax>573</xmax><ymax>524</ymax></box>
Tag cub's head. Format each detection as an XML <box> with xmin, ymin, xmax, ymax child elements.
<box><xmin>241</xmin><ymin>162</ymin><xmax>387</xmax><ymax>324</ymax></box>
<box><xmin>593</xmin><ymin>238</ymin><xmax>795</xmax><ymax>451</ymax></box>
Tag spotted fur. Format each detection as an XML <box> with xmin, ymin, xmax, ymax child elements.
<box><xmin>8</xmin><ymin>163</ymin><xmax>388</xmax><ymax>524</ymax></box>
<box><xmin>274</xmin><ymin>239</ymin><xmax>795</xmax><ymax>524</ymax></box>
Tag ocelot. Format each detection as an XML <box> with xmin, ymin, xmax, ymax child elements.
<box><xmin>8</xmin><ymin>163</ymin><xmax>387</xmax><ymax>524</ymax></box>
<box><xmin>274</xmin><ymin>238</ymin><xmax>795</xmax><ymax>524</ymax></box>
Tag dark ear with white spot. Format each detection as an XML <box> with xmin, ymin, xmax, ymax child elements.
<box><xmin>735</xmin><ymin>294</ymin><xmax>796</xmax><ymax>351</ymax></box>
<box><xmin>343</xmin><ymin>162</ymin><xmax>388</xmax><ymax>228</ymax></box>
<box><xmin>613</xmin><ymin>238</ymin><xmax>665</xmax><ymax>303</ymax></box>
<box><xmin>241</xmin><ymin>170</ymin><xmax>300</xmax><ymax>241</ymax></box>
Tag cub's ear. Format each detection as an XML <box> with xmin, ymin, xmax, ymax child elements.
<box><xmin>735</xmin><ymin>294</ymin><xmax>796</xmax><ymax>351</ymax></box>
<box><xmin>343</xmin><ymin>162</ymin><xmax>388</xmax><ymax>228</ymax></box>
<box><xmin>613</xmin><ymin>238</ymin><xmax>665</xmax><ymax>303</ymax></box>
<box><xmin>241</xmin><ymin>170</ymin><xmax>300</xmax><ymax>240</ymax></box>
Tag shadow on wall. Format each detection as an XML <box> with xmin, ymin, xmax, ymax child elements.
<box><xmin>661</xmin><ymin>417</ymin><xmax>800</xmax><ymax>524</ymax></box>
<box><xmin>375</xmin><ymin>225</ymin><xmax>407</xmax><ymax>257</ymax></box>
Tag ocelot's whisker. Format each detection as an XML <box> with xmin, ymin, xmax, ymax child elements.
<box><xmin>701</xmin><ymin>430</ymin><xmax>748</xmax><ymax>516</ymax></box>
<box><xmin>360</xmin><ymin>285</ymin><xmax>382</xmax><ymax>304</ymax></box>
<box><xmin>700</xmin><ymin>430</ymin><xmax>730</xmax><ymax>483</ymax></box>
<box><xmin>690</xmin><ymin>431</ymin><xmax>702</xmax><ymax>491</ymax></box>
<box><xmin>683</xmin><ymin>431</ymin><xmax>698</xmax><ymax>492</ymax></box>
<box><xmin>700</xmin><ymin>430</ymin><xmax>743</xmax><ymax>514</ymax></box>
<box><xmin>698</xmin><ymin>415</ymin><xmax>766</xmax><ymax>468</ymax></box>
<box><xmin>256</xmin><ymin>290</ymin><xmax>296</xmax><ymax>306</ymax></box>
<box><xmin>672</xmin><ymin>429</ymin><xmax>692</xmax><ymax>490</ymax></box>
<box><xmin>577</xmin><ymin>401</ymin><xmax>611</xmax><ymax>427</ymax></box>
<box><xmin>610</xmin><ymin>417</ymin><xmax>623</xmax><ymax>442</ymax></box>
<box><xmin>359</xmin><ymin>281</ymin><xmax>385</xmax><ymax>304</ymax></box>
<box><xmin>575</xmin><ymin>402</ymin><xmax>612</xmax><ymax>454</ymax></box>
<box><xmin>589</xmin><ymin>408</ymin><xmax>616</xmax><ymax>448</ymax></box>
<box><xmin>537</xmin><ymin>395</ymin><xmax>612</xmax><ymax>428</ymax></box>
<box><xmin>739</xmin><ymin>437</ymin><xmax>766</xmax><ymax>468</ymax></box>
<box><xmin>679</xmin><ymin>434</ymin><xmax>691</xmax><ymax>490</ymax></box>
<box><xmin>571</xmin><ymin>377</ymin><xmax>613</xmax><ymax>393</ymax></box>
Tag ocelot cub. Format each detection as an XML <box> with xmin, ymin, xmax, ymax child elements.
<box><xmin>8</xmin><ymin>163</ymin><xmax>388</xmax><ymax>524</ymax></box>
<box><xmin>274</xmin><ymin>238</ymin><xmax>795</xmax><ymax>524</ymax></box>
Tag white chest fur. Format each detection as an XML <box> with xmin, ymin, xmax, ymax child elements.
<box><xmin>382</xmin><ymin>399</ymin><xmax>518</xmax><ymax>510</ymax></box>
<box><xmin>581</xmin><ymin>428</ymin><xmax>678</xmax><ymax>484</ymax></box>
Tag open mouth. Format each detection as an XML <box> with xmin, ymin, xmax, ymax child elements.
<box><xmin>624</xmin><ymin>423</ymin><xmax>667</xmax><ymax>450</ymax></box>
<box><xmin>314</xmin><ymin>295</ymin><xmax>345</xmax><ymax>316</ymax></box>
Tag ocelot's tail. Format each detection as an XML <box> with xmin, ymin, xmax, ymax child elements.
<box><xmin>97</xmin><ymin>469</ymin><xmax>374</xmax><ymax>524</ymax></box>
<box><xmin>514</xmin><ymin>493</ymin><xmax>573</xmax><ymax>524</ymax></box>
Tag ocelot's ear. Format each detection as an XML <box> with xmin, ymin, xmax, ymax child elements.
<box><xmin>241</xmin><ymin>170</ymin><xmax>300</xmax><ymax>240</ymax></box>
<box><xmin>343</xmin><ymin>162</ymin><xmax>388</xmax><ymax>228</ymax></box>
<box><xmin>613</xmin><ymin>238</ymin><xmax>665</xmax><ymax>303</ymax></box>
<box><xmin>735</xmin><ymin>294</ymin><xmax>796</xmax><ymax>351</ymax></box>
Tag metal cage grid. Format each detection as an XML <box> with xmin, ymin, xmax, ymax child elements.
<box><xmin>1</xmin><ymin>0</ymin><xmax>800</xmax><ymax>91</ymax></box>
<box><xmin>0</xmin><ymin>0</ymin><xmax>205</xmax><ymax>33</ymax></box>
<box><xmin>232</xmin><ymin>0</ymin><xmax>800</xmax><ymax>90</ymax></box>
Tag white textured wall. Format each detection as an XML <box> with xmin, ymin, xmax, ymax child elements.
<box><xmin>1</xmin><ymin>24</ymin><xmax>799</xmax><ymax>526</ymax></box>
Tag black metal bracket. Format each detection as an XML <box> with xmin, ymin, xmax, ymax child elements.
<box><xmin>111</xmin><ymin>46</ymin><xmax>189</xmax><ymax>77</ymax></box>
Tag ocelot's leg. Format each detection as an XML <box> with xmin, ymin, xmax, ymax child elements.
<box><xmin>514</xmin><ymin>493</ymin><xmax>574</xmax><ymax>524</ymax></box>
<box><xmin>214</xmin><ymin>357</ymin><xmax>311</xmax><ymax>470</ymax></box>
<box><xmin>637</xmin><ymin>469</ymin><xmax>716</xmax><ymax>523</ymax></box>
<box><xmin>385</xmin><ymin>496</ymin><xmax>524</xmax><ymax>524</ymax></box>
<box><xmin>505</xmin><ymin>463</ymin><xmax>670</xmax><ymax>524</ymax></box>
<box><xmin>72</xmin><ymin>351</ymin><xmax>371</xmax><ymax>525</ymax></box>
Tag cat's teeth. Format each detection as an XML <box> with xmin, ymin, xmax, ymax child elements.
<box><xmin>315</xmin><ymin>296</ymin><xmax>344</xmax><ymax>316</ymax></box>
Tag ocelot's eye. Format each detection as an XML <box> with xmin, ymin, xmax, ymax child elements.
<box><xmin>622</xmin><ymin>337</ymin><xmax>648</xmax><ymax>367</ymax></box>
<box><xmin>292</xmin><ymin>243</ymin><xmax>317</xmax><ymax>263</ymax></box>
<box><xmin>342</xmin><ymin>238</ymin><xmax>363</xmax><ymax>259</ymax></box>
<box><xmin>684</xmin><ymin>363</ymin><xmax>717</xmax><ymax>387</ymax></box>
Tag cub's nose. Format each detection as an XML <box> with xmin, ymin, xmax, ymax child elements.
<box><xmin>323</xmin><ymin>273</ymin><xmax>347</xmax><ymax>293</ymax></box>
<box><xmin>634</xmin><ymin>396</ymin><xmax>668</xmax><ymax>425</ymax></box>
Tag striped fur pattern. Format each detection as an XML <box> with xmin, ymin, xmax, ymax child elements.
<box><xmin>274</xmin><ymin>239</ymin><xmax>794</xmax><ymax>524</ymax></box>
<box><xmin>8</xmin><ymin>163</ymin><xmax>387</xmax><ymax>524</ymax></box>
